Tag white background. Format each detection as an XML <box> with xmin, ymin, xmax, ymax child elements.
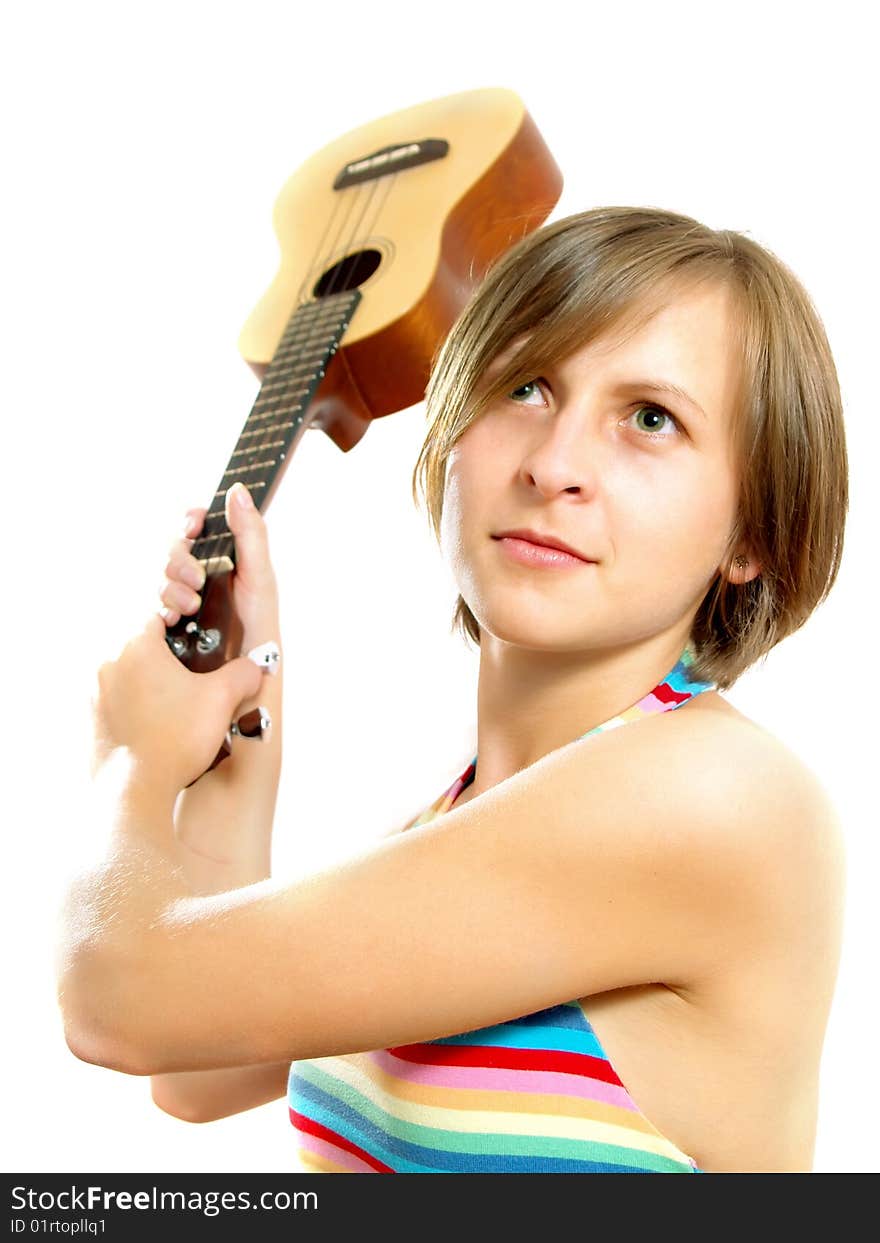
<box><xmin>3</xmin><ymin>0</ymin><xmax>876</xmax><ymax>1174</ymax></box>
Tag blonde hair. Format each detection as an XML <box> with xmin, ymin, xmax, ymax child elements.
<box><xmin>411</xmin><ymin>206</ymin><xmax>848</xmax><ymax>691</ymax></box>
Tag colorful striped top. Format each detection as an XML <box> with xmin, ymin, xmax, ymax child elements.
<box><xmin>288</xmin><ymin>645</ymin><xmax>715</xmax><ymax>1173</ymax></box>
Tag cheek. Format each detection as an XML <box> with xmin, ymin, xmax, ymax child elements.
<box><xmin>439</xmin><ymin>473</ymin><xmax>464</xmax><ymax>560</ymax></box>
<box><xmin>439</xmin><ymin>455</ymin><xmax>482</xmax><ymax>568</ymax></box>
<box><xmin>615</xmin><ymin>462</ymin><xmax>737</xmax><ymax>578</ymax></box>
<box><xmin>441</xmin><ymin>429</ymin><xmax>501</xmax><ymax>543</ymax></box>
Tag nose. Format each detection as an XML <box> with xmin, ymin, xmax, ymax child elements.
<box><xmin>517</xmin><ymin>406</ymin><xmax>603</xmax><ymax>500</ymax></box>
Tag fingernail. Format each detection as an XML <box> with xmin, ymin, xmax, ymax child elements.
<box><xmin>233</xmin><ymin>482</ymin><xmax>255</xmax><ymax>511</ymax></box>
<box><xmin>181</xmin><ymin>561</ymin><xmax>206</xmax><ymax>590</ymax></box>
<box><xmin>247</xmin><ymin>640</ymin><xmax>280</xmax><ymax>675</ymax></box>
<box><xmin>183</xmin><ymin>512</ymin><xmax>199</xmax><ymax>537</ymax></box>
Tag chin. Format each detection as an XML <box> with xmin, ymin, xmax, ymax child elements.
<box><xmin>466</xmin><ymin>600</ymin><xmax>608</xmax><ymax>653</ymax></box>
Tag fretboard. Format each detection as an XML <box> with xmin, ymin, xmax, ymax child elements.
<box><xmin>193</xmin><ymin>289</ymin><xmax>362</xmax><ymax>567</ymax></box>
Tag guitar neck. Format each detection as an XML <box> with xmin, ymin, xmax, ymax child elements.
<box><xmin>193</xmin><ymin>288</ymin><xmax>362</xmax><ymax>571</ymax></box>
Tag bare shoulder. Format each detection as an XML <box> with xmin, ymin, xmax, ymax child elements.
<box><xmin>553</xmin><ymin>687</ymin><xmax>847</xmax><ymax>976</ymax></box>
<box><xmin>626</xmin><ymin>686</ymin><xmax>845</xmax><ymax>974</ymax></box>
<box><xmin>664</xmin><ymin>691</ymin><xmax>845</xmax><ymax>858</ymax></box>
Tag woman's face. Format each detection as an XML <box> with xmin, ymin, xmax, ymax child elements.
<box><xmin>439</xmin><ymin>280</ymin><xmax>748</xmax><ymax>654</ymax></box>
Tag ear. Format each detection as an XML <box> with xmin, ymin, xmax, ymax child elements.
<box><xmin>725</xmin><ymin>548</ymin><xmax>762</xmax><ymax>586</ymax></box>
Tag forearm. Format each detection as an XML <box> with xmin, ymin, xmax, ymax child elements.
<box><xmin>152</xmin><ymin>717</ymin><xmax>285</xmax><ymax>1111</ymax></box>
<box><xmin>58</xmin><ymin>752</ymin><xmax>192</xmax><ymax>1072</ymax></box>
<box><xmin>172</xmin><ymin>672</ymin><xmax>283</xmax><ymax>892</ymax></box>
<box><xmin>151</xmin><ymin>1060</ymin><xmax>291</xmax><ymax>1123</ymax></box>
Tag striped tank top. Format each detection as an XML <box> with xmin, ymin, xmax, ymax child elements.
<box><xmin>289</xmin><ymin>645</ymin><xmax>715</xmax><ymax>1173</ymax></box>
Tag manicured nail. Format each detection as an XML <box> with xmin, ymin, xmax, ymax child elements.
<box><xmin>233</xmin><ymin>482</ymin><xmax>255</xmax><ymax>511</ymax></box>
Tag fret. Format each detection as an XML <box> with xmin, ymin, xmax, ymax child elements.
<box><xmin>254</xmin><ymin>375</ymin><xmax>309</xmax><ymax>395</ymax></box>
<box><xmin>271</xmin><ymin>339</ymin><xmax>338</xmax><ymax>358</ymax></box>
<box><xmin>270</xmin><ymin>343</ymin><xmax>339</xmax><ymax>365</ymax></box>
<box><xmin>277</xmin><ymin>327</ymin><xmax>341</xmax><ymax>344</ymax></box>
<box><xmin>233</xmin><ymin>422</ymin><xmax>299</xmax><ymax>442</ymax></box>
<box><xmin>253</xmin><ymin>381</ymin><xmax>310</xmax><ymax>398</ymax></box>
<box><xmin>249</xmin><ymin>395</ymin><xmax>308</xmax><ymax>412</ymax></box>
<box><xmin>286</xmin><ymin>301</ymin><xmax>351</xmax><ymax>316</ymax></box>
<box><xmin>253</xmin><ymin>381</ymin><xmax>311</xmax><ymax>398</ymax></box>
<box><xmin>213</xmin><ymin>480</ymin><xmax>269</xmax><ymax>499</ymax></box>
<box><xmin>243</xmin><ymin>410</ymin><xmax>305</xmax><ymax>430</ymax></box>
<box><xmin>193</xmin><ymin>531</ymin><xmax>232</xmax><ymax>551</ymax></box>
<box><xmin>193</xmin><ymin>289</ymin><xmax>361</xmax><ymax>570</ymax></box>
<box><xmin>280</xmin><ymin>326</ymin><xmax>340</xmax><ymax>345</ymax></box>
<box><xmin>260</xmin><ymin>363</ymin><xmax>326</xmax><ymax>386</ymax></box>
<box><xmin>236</xmin><ymin>421</ymin><xmax>297</xmax><ymax>440</ymax></box>
<box><xmin>230</xmin><ymin>440</ymin><xmax>285</xmax><ymax>457</ymax></box>
<box><xmin>222</xmin><ymin>460</ymin><xmax>277</xmax><ymax>477</ymax></box>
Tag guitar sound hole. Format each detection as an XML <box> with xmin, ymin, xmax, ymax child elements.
<box><xmin>313</xmin><ymin>249</ymin><xmax>382</xmax><ymax>297</ymax></box>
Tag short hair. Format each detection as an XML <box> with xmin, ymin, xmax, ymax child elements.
<box><xmin>411</xmin><ymin>206</ymin><xmax>848</xmax><ymax>691</ymax></box>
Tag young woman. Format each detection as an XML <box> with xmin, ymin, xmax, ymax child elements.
<box><xmin>58</xmin><ymin>207</ymin><xmax>848</xmax><ymax>1174</ymax></box>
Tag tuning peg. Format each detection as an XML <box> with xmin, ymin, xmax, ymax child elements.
<box><xmin>228</xmin><ymin>706</ymin><xmax>272</xmax><ymax>743</ymax></box>
<box><xmin>246</xmin><ymin>640</ymin><xmax>281</xmax><ymax>675</ymax></box>
<box><xmin>186</xmin><ymin>706</ymin><xmax>272</xmax><ymax>788</ymax></box>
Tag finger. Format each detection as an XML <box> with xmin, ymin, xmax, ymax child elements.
<box><xmin>217</xmin><ymin>653</ymin><xmax>264</xmax><ymax>716</ymax></box>
<box><xmin>225</xmin><ymin>483</ymin><xmax>275</xmax><ymax>592</ymax></box>
<box><xmin>160</xmin><ymin>579</ymin><xmax>202</xmax><ymax>616</ymax></box>
<box><xmin>164</xmin><ymin>549</ymin><xmax>207</xmax><ymax>592</ymax></box>
<box><xmin>140</xmin><ymin>612</ymin><xmax>169</xmax><ymax>644</ymax></box>
<box><xmin>183</xmin><ymin>508</ymin><xmax>207</xmax><ymax>539</ymax></box>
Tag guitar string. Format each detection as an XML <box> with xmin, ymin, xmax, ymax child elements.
<box><xmin>322</xmin><ymin>177</ymin><xmax>382</xmax><ymax>299</ymax></box>
<box><xmin>253</xmin><ymin>165</ymin><xmax>405</xmax><ymax>512</ymax></box>
<box><xmin>241</xmin><ymin>179</ymin><xmax>380</xmax><ymax>539</ymax></box>
<box><xmin>245</xmin><ymin>173</ymin><xmax>386</xmax><ymax>504</ymax></box>
<box><xmin>183</xmin><ymin>183</ymin><xmax>356</xmax><ymax>631</ymax></box>
<box><xmin>196</xmin><ymin>163</ymin><xmax>400</xmax><ymax>633</ymax></box>
<box><xmin>223</xmin><ymin>181</ymin><xmax>368</xmax><ymax>553</ymax></box>
<box><xmin>250</xmin><ymin>138</ymin><xmax>413</xmax><ymax>500</ymax></box>
<box><xmin>247</xmin><ymin>177</ymin><xmax>381</xmax><ymax>478</ymax></box>
<box><xmin>293</xmin><ymin>180</ymin><xmax>350</xmax><ymax>309</ymax></box>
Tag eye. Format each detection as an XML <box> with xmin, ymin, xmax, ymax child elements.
<box><xmin>626</xmin><ymin>403</ymin><xmax>682</xmax><ymax>439</ymax></box>
<box><xmin>507</xmin><ymin>379</ymin><xmax>547</xmax><ymax>406</ymax></box>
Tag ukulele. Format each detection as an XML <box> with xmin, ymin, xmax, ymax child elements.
<box><xmin>165</xmin><ymin>86</ymin><xmax>562</xmax><ymax>768</ymax></box>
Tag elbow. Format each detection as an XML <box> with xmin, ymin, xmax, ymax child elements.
<box><xmin>59</xmin><ymin>990</ymin><xmax>183</xmax><ymax>1080</ymax></box>
<box><xmin>57</xmin><ymin>948</ymin><xmax>153</xmax><ymax>1077</ymax></box>
<box><xmin>63</xmin><ymin>1019</ymin><xmax>148</xmax><ymax>1077</ymax></box>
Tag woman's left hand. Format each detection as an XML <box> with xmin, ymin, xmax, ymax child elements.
<box><xmin>92</xmin><ymin>614</ymin><xmax>265</xmax><ymax>795</ymax></box>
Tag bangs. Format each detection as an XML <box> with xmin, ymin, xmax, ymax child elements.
<box><xmin>467</xmin><ymin>268</ymin><xmax>742</xmax><ymax>430</ymax></box>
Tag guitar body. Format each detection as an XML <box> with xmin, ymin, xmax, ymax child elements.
<box><xmin>238</xmin><ymin>87</ymin><xmax>562</xmax><ymax>452</ymax></box>
<box><xmin>166</xmin><ymin>86</ymin><xmax>561</xmax><ymax>738</ymax></box>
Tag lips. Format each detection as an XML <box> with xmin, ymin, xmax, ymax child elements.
<box><xmin>492</xmin><ymin>529</ymin><xmax>593</xmax><ymax>562</ymax></box>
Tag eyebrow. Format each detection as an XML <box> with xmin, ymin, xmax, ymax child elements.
<box><xmin>483</xmin><ymin>354</ymin><xmax>710</xmax><ymax>422</ymax></box>
<box><xmin>620</xmin><ymin>380</ymin><xmax>708</xmax><ymax>421</ymax></box>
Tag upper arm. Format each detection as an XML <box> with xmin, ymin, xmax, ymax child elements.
<box><xmin>112</xmin><ymin>712</ymin><xmax>816</xmax><ymax>1075</ymax></box>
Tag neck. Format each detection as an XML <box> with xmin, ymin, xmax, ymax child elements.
<box><xmin>192</xmin><ymin>290</ymin><xmax>361</xmax><ymax>569</ymax></box>
<box><xmin>468</xmin><ymin>624</ymin><xmax>696</xmax><ymax>792</ymax></box>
